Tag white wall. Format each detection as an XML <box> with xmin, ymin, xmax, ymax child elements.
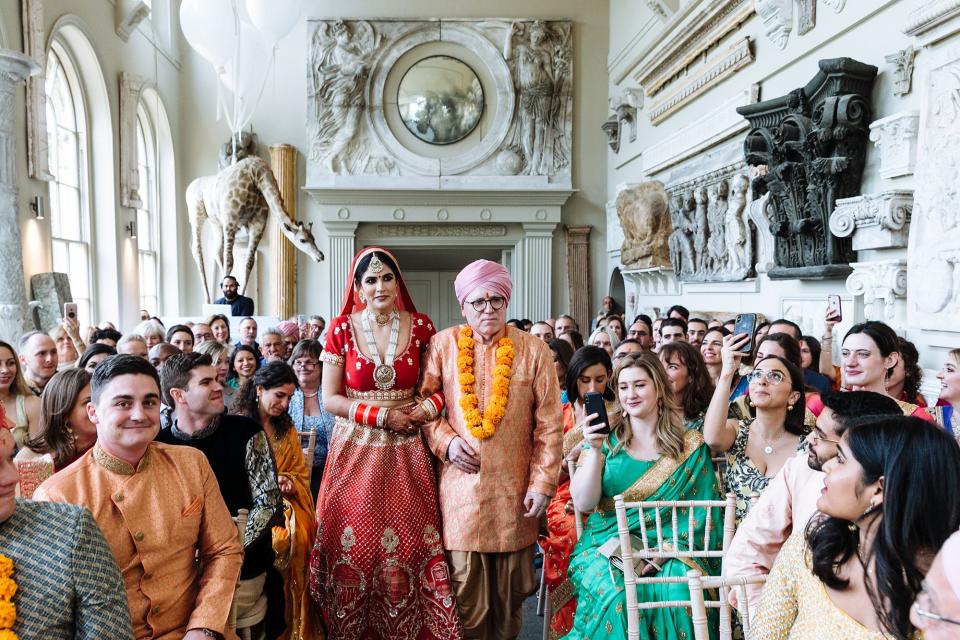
<box><xmin>178</xmin><ymin>0</ymin><xmax>610</xmax><ymax>323</ymax></box>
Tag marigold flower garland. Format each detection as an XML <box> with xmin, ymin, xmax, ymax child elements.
<box><xmin>0</xmin><ymin>554</ymin><xmax>17</xmax><ymax>639</ymax></box>
<box><xmin>457</xmin><ymin>325</ymin><xmax>514</xmax><ymax>440</ymax></box>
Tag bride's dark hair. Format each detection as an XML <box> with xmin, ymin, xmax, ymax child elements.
<box><xmin>353</xmin><ymin>251</ymin><xmax>399</xmax><ymax>285</ymax></box>
<box><xmin>805</xmin><ymin>416</ymin><xmax>960</xmax><ymax>640</ymax></box>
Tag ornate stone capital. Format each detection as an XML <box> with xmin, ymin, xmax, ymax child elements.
<box><xmin>829</xmin><ymin>190</ymin><xmax>912</xmax><ymax>251</ymax></box>
<box><xmin>622</xmin><ymin>267</ymin><xmax>681</xmax><ymax>297</ymax></box>
<box><xmin>846</xmin><ymin>259</ymin><xmax>907</xmax><ymax>324</ymax></box>
<box><xmin>757</xmin><ymin>0</ymin><xmax>793</xmax><ymax>50</ymax></box>
<box><xmin>869</xmin><ymin>111</ymin><xmax>919</xmax><ymax>179</ymax></box>
<box><xmin>602</xmin><ymin>91</ymin><xmax>638</xmax><ymax>153</ymax></box>
<box><xmin>885</xmin><ymin>47</ymin><xmax>916</xmax><ymax>97</ymax></box>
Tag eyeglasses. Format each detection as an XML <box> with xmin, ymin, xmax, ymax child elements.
<box><xmin>467</xmin><ymin>296</ymin><xmax>506</xmax><ymax>312</ymax></box>
<box><xmin>293</xmin><ymin>360</ymin><xmax>319</xmax><ymax>371</ymax></box>
<box><xmin>810</xmin><ymin>432</ymin><xmax>841</xmax><ymax>446</ymax></box>
<box><xmin>914</xmin><ymin>588</ymin><xmax>960</xmax><ymax>627</ymax></box>
<box><xmin>194</xmin><ymin>332</ymin><xmax>213</xmax><ymax>341</ymax></box>
<box><xmin>746</xmin><ymin>369</ymin><xmax>786</xmax><ymax>385</ymax></box>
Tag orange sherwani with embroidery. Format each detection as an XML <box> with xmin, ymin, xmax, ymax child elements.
<box><xmin>420</xmin><ymin>325</ymin><xmax>563</xmax><ymax>552</ymax></box>
<box><xmin>35</xmin><ymin>442</ymin><xmax>243</xmax><ymax>640</ymax></box>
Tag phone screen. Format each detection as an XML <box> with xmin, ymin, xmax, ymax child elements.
<box><xmin>584</xmin><ymin>391</ymin><xmax>611</xmax><ymax>435</ymax></box>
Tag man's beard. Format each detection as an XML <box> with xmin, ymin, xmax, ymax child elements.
<box><xmin>807</xmin><ymin>449</ymin><xmax>824</xmax><ymax>472</ymax></box>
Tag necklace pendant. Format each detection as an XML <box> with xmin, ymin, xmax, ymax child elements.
<box><xmin>374</xmin><ymin>364</ymin><xmax>396</xmax><ymax>390</ymax></box>
<box><xmin>375</xmin><ymin>313</ymin><xmax>390</xmax><ymax>326</ymax></box>
<box><xmin>763</xmin><ymin>445</ymin><xmax>773</xmax><ymax>455</ymax></box>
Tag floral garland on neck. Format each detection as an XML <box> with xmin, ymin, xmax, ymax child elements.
<box><xmin>0</xmin><ymin>553</ymin><xmax>18</xmax><ymax>639</ymax></box>
<box><xmin>457</xmin><ymin>326</ymin><xmax>514</xmax><ymax>440</ymax></box>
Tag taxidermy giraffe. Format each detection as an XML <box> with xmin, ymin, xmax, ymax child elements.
<box><xmin>186</xmin><ymin>156</ymin><xmax>324</xmax><ymax>303</ymax></box>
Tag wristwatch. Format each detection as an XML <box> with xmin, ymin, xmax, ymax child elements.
<box><xmin>198</xmin><ymin>630</ymin><xmax>221</xmax><ymax>639</ymax></box>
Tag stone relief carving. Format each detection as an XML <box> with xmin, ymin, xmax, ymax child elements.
<box><xmin>821</xmin><ymin>0</ymin><xmax>845</xmax><ymax>11</ymax></box>
<box><xmin>885</xmin><ymin>46</ymin><xmax>916</xmax><ymax>97</ymax></box>
<box><xmin>603</xmin><ymin>90</ymin><xmax>641</xmax><ymax>153</ymax></box>
<box><xmin>306</xmin><ymin>19</ymin><xmax>572</xmax><ymax>183</ymax></box>
<box><xmin>22</xmin><ymin>0</ymin><xmax>52</xmax><ymax>182</ymax></box>
<box><xmin>846</xmin><ymin>259</ymin><xmax>907</xmax><ymax>324</ymax></box>
<box><xmin>797</xmin><ymin>0</ymin><xmax>816</xmax><ymax>35</ymax></box>
<box><xmin>666</xmin><ymin>169</ymin><xmax>755</xmax><ymax>281</ymax></box>
<box><xmin>502</xmin><ymin>21</ymin><xmax>573</xmax><ymax>176</ymax></box>
<box><xmin>757</xmin><ymin>0</ymin><xmax>793</xmax><ymax>50</ymax></box>
<box><xmin>119</xmin><ymin>72</ymin><xmax>147</xmax><ymax>209</ymax></box>
<box><xmin>869</xmin><ymin>111</ymin><xmax>920</xmax><ymax>179</ymax></box>
<box><xmin>738</xmin><ymin>57</ymin><xmax>878</xmax><ymax>279</ymax></box>
<box><xmin>907</xmin><ymin>47</ymin><xmax>960</xmax><ymax>331</ymax></box>
<box><xmin>747</xmin><ymin>191</ymin><xmax>777</xmax><ymax>273</ymax></box>
<box><xmin>616</xmin><ymin>181</ymin><xmax>672</xmax><ymax>269</ymax></box>
<box><xmin>830</xmin><ymin>190</ymin><xmax>912</xmax><ymax>251</ymax></box>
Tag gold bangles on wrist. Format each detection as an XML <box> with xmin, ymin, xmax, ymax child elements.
<box><xmin>418</xmin><ymin>393</ymin><xmax>444</xmax><ymax>421</ymax></box>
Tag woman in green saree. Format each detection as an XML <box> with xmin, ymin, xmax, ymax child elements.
<box><xmin>563</xmin><ymin>351</ymin><xmax>722</xmax><ymax>640</ymax></box>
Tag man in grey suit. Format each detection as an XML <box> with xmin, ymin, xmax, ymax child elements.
<box><xmin>0</xmin><ymin>426</ymin><xmax>132</xmax><ymax>639</ymax></box>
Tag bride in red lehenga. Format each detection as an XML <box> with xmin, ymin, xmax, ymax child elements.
<box><xmin>309</xmin><ymin>246</ymin><xmax>463</xmax><ymax>639</ymax></box>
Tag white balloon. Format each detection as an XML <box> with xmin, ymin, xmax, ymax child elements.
<box><xmin>219</xmin><ymin>21</ymin><xmax>272</xmax><ymax>130</ymax></box>
<box><xmin>179</xmin><ymin>0</ymin><xmax>239</xmax><ymax>68</ymax></box>
<box><xmin>245</xmin><ymin>0</ymin><xmax>303</xmax><ymax>45</ymax></box>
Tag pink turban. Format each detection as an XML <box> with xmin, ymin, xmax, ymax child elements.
<box><xmin>943</xmin><ymin>530</ymin><xmax>960</xmax><ymax>600</ymax></box>
<box><xmin>454</xmin><ymin>259</ymin><xmax>513</xmax><ymax>307</ymax></box>
<box><xmin>276</xmin><ymin>320</ymin><xmax>300</xmax><ymax>339</ymax></box>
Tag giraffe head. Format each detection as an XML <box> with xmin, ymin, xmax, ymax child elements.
<box><xmin>283</xmin><ymin>220</ymin><xmax>325</xmax><ymax>263</ymax></box>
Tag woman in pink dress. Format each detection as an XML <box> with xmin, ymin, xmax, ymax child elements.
<box><xmin>309</xmin><ymin>247</ymin><xmax>462</xmax><ymax>639</ymax></box>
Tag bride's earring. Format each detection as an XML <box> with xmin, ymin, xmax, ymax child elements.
<box><xmin>358</xmin><ymin>292</ymin><xmax>366</xmax><ymax>303</ymax></box>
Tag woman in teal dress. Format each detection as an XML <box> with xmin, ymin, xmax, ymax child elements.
<box><xmin>564</xmin><ymin>351</ymin><xmax>722</xmax><ymax>640</ymax></box>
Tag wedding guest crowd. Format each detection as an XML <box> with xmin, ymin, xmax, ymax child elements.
<box><xmin>0</xmin><ymin>259</ymin><xmax>958</xmax><ymax>640</ymax></box>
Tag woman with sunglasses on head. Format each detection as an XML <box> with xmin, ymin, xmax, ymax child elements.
<box><xmin>752</xmin><ymin>416</ymin><xmax>960</xmax><ymax>640</ymax></box>
<box><xmin>539</xmin><ymin>345</ymin><xmax>614</xmax><ymax>639</ymax></box>
<box><xmin>704</xmin><ymin>333</ymin><xmax>808</xmax><ymax>523</ymax></box>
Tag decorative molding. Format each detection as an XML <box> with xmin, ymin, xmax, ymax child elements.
<box><xmin>119</xmin><ymin>72</ymin><xmax>147</xmax><ymax>209</ymax></box>
<box><xmin>622</xmin><ymin>267</ymin><xmax>682</xmax><ymax>296</ymax></box>
<box><xmin>846</xmin><ymin>259</ymin><xmax>907</xmax><ymax>324</ymax></box>
<box><xmin>22</xmin><ymin>0</ymin><xmax>52</xmax><ymax>182</ymax></box>
<box><xmin>375</xmin><ymin>223</ymin><xmax>507</xmax><ymax>237</ymax></box>
<box><xmin>633</xmin><ymin>0</ymin><xmax>755</xmax><ymax>97</ymax></box>
<box><xmin>646</xmin><ymin>0</ymin><xmax>672</xmax><ymax>19</ymax></box>
<box><xmin>648</xmin><ymin>37</ymin><xmax>754</xmax><ymax>125</ymax></box>
<box><xmin>868</xmin><ymin>111</ymin><xmax>920</xmax><ymax>179</ymax></box>
<box><xmin>829</xmin><ymin>190</ymin><xmax>913</xmax><ymax>251</ymax></box>
<box><xmin>885</xmin><ymin>47</ymin><xmax>916</xmax><ymax>97</ymax></box>
<box><xmin>115</xmin><ymin>0</ymin><xmax>150</xmax><ymax>42</ymax></box>
<box><xmin>565</xmin><ymin>225</ymin><xmax>592</xmax><ymax>335</ymax></box>
<box><xmin>757</xmin><ymin>0</ymin><xmax>793</xmax><ymax>50</ymax></box>
<box><xmin>642</xmin><ymin>85</ymin><xmax>759</xmax><ymax>175</ymax></box>
<box><xmin>305</xmin><ymin>187</ymin><xmax>576</xmax><ymax>209</ymax></box>
<box><xmin>747</xmin><ymin>192</ymin><xmax>777</xmax><ymax>273</ymax></box>
<box><xmin>797</xmin><ymin>0</ymin><xmax>817</xmax><ymax>35</ymax></box>
<box><xmin>905</xmin><ymin>0</ymin><xmax>960</xmax><ymax>40</ymax></box>
<box><xmin>738</xmin><ymin>57</ymin><xmax>878</xmax><ymax>280</ymax></box>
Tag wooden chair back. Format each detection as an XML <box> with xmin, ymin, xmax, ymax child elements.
<box><xmin>300</xmin><ymin>430</ymin><xmax>317</xmax><ymax>483</ymax></box>
<box><xmin>228</xmin><ymin>508</ymin><xmax>249</xmax><ymax>634</ymax></box>
<box><xmin>688</xmin><ymin>570</ymin><xmax>767</xmax><ymax>640</ymax></box>
<box><xmin>613</xmin><ymin>492</ymin><xmax>736</xmax><ymax>640</ymax></box>
<box><xmin>568</xmin><ymin>459</ymin><xmax>583</xmax><ymax>541</ymax></box>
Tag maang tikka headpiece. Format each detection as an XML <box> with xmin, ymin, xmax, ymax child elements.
<box><xmin>369</xmin><ymin>253</ymin><xmax>385</xmax><ymax>274</ymax></box>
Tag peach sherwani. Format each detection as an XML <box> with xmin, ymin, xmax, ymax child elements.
<box><xmin>420</xmin><ymin>325</ymin><xmax>563</xmax><ymax>552</ymax></box>
<box><xmin>35</xmin><ymin>442</ymin><xmax>243</xmax><ymax>640</ymax></box>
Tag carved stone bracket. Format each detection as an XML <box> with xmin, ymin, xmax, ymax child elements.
<box><xmin>830</xmin><ymin>190</ymin><xmax>912</xmax><ymax>251</ymax></box>
<box><xmin>622</xmin><ymin>267</ymin><xmax>681</xmax><ymax>297</ymax></box>
<box><xmin>757</xmin><ymin>0</ymin><xmax>793</xmax><ymax>50</ymax></box>
<box><xmin>797</xmin><ymin>0</ymin><xmax>816</xmax><ymax>35</ymax></box>
<box><xmin>119</xmin><ymin>72</ymin><xmax>148</xmax><ymax>209</ymax></box>
<box><xmin>665</xmin><ymin>163</ymin><xmax>755</xmax><ymax>282</ymax></box>
<box><xmin>737</xmin><ymin>57</ymin><xmax>878</xmax><ymax>279</ymax></box>
<box><xmin>22</xmin><ymin>0</ymin><xmax>52</xmax><ymax>182</ymax></box>
<box><xmin>821</xmin><ymin>0</ymin><xmax>845</xmax><ymax>11</ymax></box>
<box><xmin>846</xmin><ymin>258</ymin><xmax>907</xmax><ymax>325</ymax></box>
<box><xmin>869</xmin><ymin>111</ymin><xmax>919</xmax><ymax>179</ymax></box>
<box><xmin>115</xmin><ymin>0</ymin><xmax>150</xmax><ymax>42</ymax></box>
<box><xmin>603</xmin><ymin>90</ymin><xmax>640</xmax><ymax>153</ymax></box>
<box><xmin>646</xmin><ymin>0</ymin><xmax>678</xmax><ymax>20</ymax></box>
<box><xmin>747</xmin><ymin>192</ymin><xmax>777</xmax><ymax>273</ymax></box>
<box><xmin>885</xmin><ymin>46</ymin><xmax>916</xmax><ymax>97</ymax></box>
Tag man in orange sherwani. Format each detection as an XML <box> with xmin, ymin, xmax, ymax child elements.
<box><xmin>420</xmin><ymin>259</ymin><xmax>563</xmax><ymax>639</ymax></box>
<box><xmin>35</xmin><ymin>354</ymin><xmax>242</xmax><ymax>640</ymax></box>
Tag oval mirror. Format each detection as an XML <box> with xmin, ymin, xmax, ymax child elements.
<box><xmin>398</xmin><ymin>55</ymin><xmax>484</xmax><ymax>145</ymax></box>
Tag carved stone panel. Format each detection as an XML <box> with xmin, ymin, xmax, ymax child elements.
<box><xmin>616</xmin><ymin>181</ymin><xmax>672</xmax><ymax>270</ymax></box>
<box><xmin>22</xmin><ymin>0</ymin><xmax>52</xmax><ymax>182</ymax></box>
<box><xmin>907</xmin><ymin>39</ymin><xmax>960</xmax><ymax>331</ymax></box>
<box><xmin>757</xmin><ymin>0</ymin><xmax>793</xmax><ymax>50</ymax></box>
<box><xmin>869</xmin><ymin>111</ymin><xmax>920</xmax><ymax>179</ymax></box>
<box><xmin>737</xmin><ymin>57</ymin><xmax>878</xmax><ymax>279</ymax></box>
<box><xmin>747</xmin><ymin>191</ymin><xmax>777</xmax><ymax>273</ymax></box>
<box><xmin>119</xmin><ymin>72</ymin><xmax>147</xmax><ymax>209</ymax></box>
<box><xmin>798</xmin><ymin>0</ymin><xmax>817</xmax><ymax>35</ymax></box>
<box><xmin>665</xmin><ymin>166</ymin><xmax>755</xmax><ymax>282</ymax></box>
<box><xmin>885</xmin><ymin>46</ymin><xmax>916</xmax><ymax>97</ymax></box>
<box><xmin>830</xmin><ymin>190</ymin><xmax>912</xmax><ymax>251</ymax></box>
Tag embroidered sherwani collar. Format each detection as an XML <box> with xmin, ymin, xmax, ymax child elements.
<box><xmin>92</xmin><ymin>443</ymin><xmax>151</xmax><ymax>475</ymax></box>
<box><xmin>170</xmin><ymin>414</ymin><xmax>221</xmax><ymax>440</ymax></box>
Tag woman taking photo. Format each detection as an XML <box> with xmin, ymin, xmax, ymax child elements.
<box><xmin>704</xmin><ymin>334</ymin><xmax>807</xmax><ymax>523</ymax></box>
<box><xmin>286</xmin><ymin>339</ymin><xmax>336</xmax><ymax>498</ymax></box>
<box><xmin>0</xmin><ymin>340</ymin><xmax>40</xmax><ymax>449</ymax></box>
<box><xmin>233</xmin><ymin>361</ymin><xmax>318</xmax><ymax>640</ymax></box>
<box><xmin>228</xmin><ymin>344</ymin><xmax>260</xmax><ymax>391</ymax></box>
<box><xmin>540</xmin><ymin>345</ymin><xmax>613</xmax><ymax>639</ymax></box>
<box><xmin>15</xmin><ymin>369</ymin><xmax>95</xmax><ymax>497</ymax></box>
<box><xmin>563</xmin><ymin>351</ymin><xmax>720</xmax><ymax>639</ymax></box>
<box><xmin>752</xmin><ymin>416</ymin><xmax>960</xmax><ymax>640</ymax></box>
<box><xmin>309</xmin><ymin>247</ymin><xmax>461</xmax><ymax>638</ymax></box>
<box><xmin>659</xmin><ymin>341</ymin><xmax>715</xmax><ymax>432</ymax></box>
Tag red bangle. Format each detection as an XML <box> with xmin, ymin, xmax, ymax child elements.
<box><xmin>421</xmin><ymin>393</ymin><xmax>444</xmax><ymax>420</ymax></box>
<box><xmin>352</xmin><ymin>402</ymin><xmax>385</xmax><ymax>427</ymax></box>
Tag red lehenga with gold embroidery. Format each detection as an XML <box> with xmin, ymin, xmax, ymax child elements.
<box><xmin>309</xmin><ymin>247</ymin><xmax>463</xmax><ymax>640</ymax></box>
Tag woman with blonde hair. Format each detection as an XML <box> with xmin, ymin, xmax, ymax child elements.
<box><xmin>563</xmin><ymin>351</ymin><xmax>721</xmax><ymax>639</ymax></box>
<box><xmin>0</xmin><ymin>339</ymin><xmax>40</xmax><ymax>449</ymax></box>
<box><xmin>194</xmin><ymin>340</ymin><xmax>237</xmax><ymax>408</ymax></box>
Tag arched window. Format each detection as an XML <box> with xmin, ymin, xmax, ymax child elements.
<box><xmin>136</xmin><ymin>104</ymin><xmax>159</xmax><ymax>316</ymax></box>
<box><xmin>45</xmin><ymin>41</ymin><xmax>93</xmax><ymax>328</ymax></box>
